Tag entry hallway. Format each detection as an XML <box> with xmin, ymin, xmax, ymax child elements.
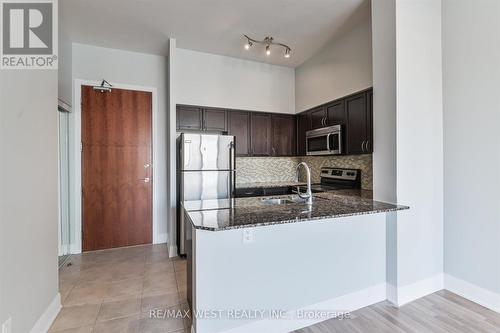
<box><xmin>52</xmin><ymin>245</ymin><xmax>500</xmax><ymax>333</ymax></box>
<box><xmin>51</xmin><ymin>245</ymin><xmax>189</xmax><ymax>332</ymax></box>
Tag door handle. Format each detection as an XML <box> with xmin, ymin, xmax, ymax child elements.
<box><xmin>140</xmin><ymin>177</ymin><xmax>150</xmax><ymax>183</ymax></box>
<box><xmin>326</xmin><ymin>133</ymin><xmax>331</xmax><ymax>151</ymax></box>
<box><xmin>361</xmin><ymin>141</ymin><xmax>366</xmax><ymax>152</ymax></box>
<box><xmin>144</xmin><ymin>163</ymin><xmax>151</xmax><ymax>169</ymax></box>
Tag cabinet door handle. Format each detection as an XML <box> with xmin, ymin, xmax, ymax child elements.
<box><xmin>272</xmin><ymin>147</ymin><xmax>276</xmax><ymax>156</ymax></box>
<box><xmin>361</xmin><ymin>140</ymin><xmax>366</xmax><ymax>152</ymax></box>
<box><xmin>366</xmin><ymin>140</ymin><xmax>370</xmax><ymax>152</ymax></box>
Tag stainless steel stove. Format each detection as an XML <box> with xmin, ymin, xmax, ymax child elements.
<box><xmin>297</xmin><ymin>167</ymin><xmax>361</xmax><ymax>193</ymax></box>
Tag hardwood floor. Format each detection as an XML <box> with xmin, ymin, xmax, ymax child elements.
<box><xmin>295</xmin><ymin>290</ymin><xmax>500</xmax><ymax>333</ymax></box>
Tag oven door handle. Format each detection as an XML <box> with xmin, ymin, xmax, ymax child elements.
<box><xmin>326</xmin><ymin>133</ymin><xmax>331</xmax><ymax>151</ymax></box>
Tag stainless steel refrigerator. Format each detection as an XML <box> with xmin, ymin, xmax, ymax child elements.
<box><xmin>177</xmin><ymin>133</ymin><xmax>235</xmax><ymax>255</ymax></box>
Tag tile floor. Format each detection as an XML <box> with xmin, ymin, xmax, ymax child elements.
<box><xmin>51</xmin><ymin>244</ymin><xmax>189</xmax><ymax>333</ymax></box>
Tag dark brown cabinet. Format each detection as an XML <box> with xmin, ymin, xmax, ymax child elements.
<box><xmin>345</xmin><ymin>92</ymin><xmax>371</xmax><ymax>155</ymax></box>
<box><xmin>271</xmin><ymin>115</ymin><xmax>295</xmax><ymax>156</ymax></box>
<box><xmin>177</xmin><ymin>105</ymin><xmax>203</xmax><ymax>130</ymax></box>
<box><xmin>177</xmin><ymin>105</ymin><xmax>227</xmax><ymax>132</ymax></box>
<box><xmin>250</xmin><ymin>113</ymin><xmax>272</xmax><ymax>156</ymax></box>
<box><xmin>366</xmin><ymin>90</ymin><xmax>373</xmax><ymax>153</ymax></box>
<box><xmin>203</xmin><ymin>108</ymin><xmax>227</xmax><ymax>131</ymax></box>
<box><xmin>295</xmin><ymin>88</ymin><xmax>373</xmax><ymax>156</ymax></box>
<box><xmin>327</xmin><ymin>100</ymin><xmax>345</xmax><ymax>126</ymax></box>
<box><xmin>296</xmin><ymin>113</ymin><xmax>311</xmax><ymax>156</ymax></box>
<box><xmin>228</xmin><ymin>111</ymin><xmax>251</xmax><ymax>156</ymax></box>
<box><xmin>310</xmin><ymin>107</ymin><xmax>327</xmax><ymax>129</ymax></box>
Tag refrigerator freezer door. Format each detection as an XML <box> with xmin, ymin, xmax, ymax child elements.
<box><xmin>181</xmin><ymin>133</ymin><xmax>234</xmax><ymax>171</ymax></box>
<box><xmin>182</xmin><ymin>170</ymin><xmax>234</xmax><ymax>201</ymax></box>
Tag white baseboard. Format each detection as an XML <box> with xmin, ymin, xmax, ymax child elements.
<box><xmin>444</xmin><ymin>274</ymin><xmax>500</xmax><ymax>313</ymax></box>
<box><xmin>168</xmin><ymin>244</ymin><xmax>178</xmax><ymax>258</ymax></box>
<box><xmin>387</xmin><ymin>274</ymin><xmax>444</xmax><ymax>306</ymax></box>
<box><xmin>154</xmin><ymin>232</ymin><xmax>168</xmax><ymax>245</ymax></box>
<box><xmin>386</xmin><ymin>283</ymin><xmax>398</xmax><ymax>305</ymax></box>
<box><xmin>69</xmin><ymin>243</ymin><xmax>81</xmax><ymax>254</ymax></box>
<box><xmin>30</xmin><ymin>293</ymin><xmax>61</xmax><ymax>333</ymax></box>
<box><xmin>218</xmin><ymin>283</ymin><xmax>387</xmax><ymax>333</ymax></box>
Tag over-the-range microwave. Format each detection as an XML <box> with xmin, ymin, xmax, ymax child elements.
<box><xmin>306</xmin><ymin>125</ymin><xmax>342</xmax><ymax>155</ymax></box>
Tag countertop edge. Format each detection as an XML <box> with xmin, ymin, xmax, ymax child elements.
<box><xmin>187</xmin><ymin>205</ymin><xmax>409</xmax><ymax>232</ymax></box>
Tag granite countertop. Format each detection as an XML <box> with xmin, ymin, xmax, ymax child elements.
<box><xmin>235</xmin><ymin>181</ymin><xmax>306</xmax><ymax>189</ymax></box>
<box><xmin>183</xmin><ymin>191</ymin><xmax>409</xmax><ymax>231</ymax></box>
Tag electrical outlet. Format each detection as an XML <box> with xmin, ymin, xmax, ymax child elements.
<box><xmin>242</xmin><ymin>229</ymin><xmax>254</xmax><ymax>243</ymax></box>
<box><xmin>2</xmin><ymin>317</ymin><xmax>12</xmax><ymax>333</ymax></box>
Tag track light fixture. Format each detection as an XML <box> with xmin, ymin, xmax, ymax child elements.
<box><xmin>243</xmin><ymin>35</ymin><xmax>291</xmax><ymax>59</ymax></box>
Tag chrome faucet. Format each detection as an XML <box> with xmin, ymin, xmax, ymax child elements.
<box><xmin>296</xmin><ymin>162</ymin><xmax>313</xmax><ymax>205</ymax></box>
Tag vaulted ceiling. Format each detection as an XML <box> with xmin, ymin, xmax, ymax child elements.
<box><xmin>60</xmin><ymin>0</ymin><xmax>370</xmax><ymax>67</ymax></box>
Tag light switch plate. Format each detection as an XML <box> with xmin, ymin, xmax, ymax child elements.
<box><xmin>242</xmin><ymin>229</ymin><xmax>254</xmax><ymax>243</ymax></box>
<box><xmin>2</xmin><ymin>317</ymin><xmax>12</xmax><ymax>333</ymax></box>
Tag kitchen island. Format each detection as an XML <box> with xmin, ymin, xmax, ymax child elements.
<box><xmin>183</xmin><ymin>191</ymin><xmax>408</xmax><ymax>333</ymax></box>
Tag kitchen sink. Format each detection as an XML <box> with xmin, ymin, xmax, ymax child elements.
<box><xmin>260</xmin><ymin>197</ymin><xmax>311</xmax><ymax>205</ymax></box>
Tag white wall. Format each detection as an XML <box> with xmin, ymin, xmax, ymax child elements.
<box><xmin>371</xmin><ymin>0</ymin><xmax>398</xmax><ymax>294</ymax></box>
<box><xmin>71</xmin><ymin>43</ymin><xmax>169</xmax><ymax>246</ymax></box>
<box><xmin>167</xmin><ymin>39</ymin><xmax>178</xmax><ymax>256</ymax></box>
<box><xmin>442</xmin><ymin>0</ymin><xmax>500</xmax><ymax>294</ymax></box>
<box><xmin>295</xmin><ymin>19</ymin><xmax>373</xmax><ymax>112</ymax></box>
<box><xmin>372</xmin><ymin>0</ymin><xmax>444</xmax><ymax>305</ymax></box>
<box><xmin>58</xmin><ymin>8</ymin><xmax>72</xmax><ymax>105</ymax></box>
<box><xmin>371</xmin><ymin>0</ymin><xmax>396</xmax><ymax>204</ymax></box>
<box><xmin>395</xmin><ymin>0</ymin><xmax>444</xmax><ymax>291</ymax></box>
<box><xmin>176</xmin><ymin>48</ymin><xmax>295</xmax><ymax>113</ymax></box>
<box><xmin>0</xmin><ymin>71</ymin><xmax>59</xmax><ymax>332</ymax></box>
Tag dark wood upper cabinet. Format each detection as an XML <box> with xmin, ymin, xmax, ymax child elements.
<box><xmin>250</xmin><ymin>113</ymin><xmax>272</xmax><ymax>156</ymax></box>
<box><xmin>310</xmin><ymin>107</ymin><xmax>327</xmax><ymax>129</ymax></box>
<box><xmin>203</xmin><ymin>108</ymin><xmax>227</xmax><ymax>132</ymax></box>
<box><xmin>177</xmin><ymin>105</ymin><xmax>227</xmax><ymax>132</ymax></box>
<box><xmin>228</xmin><ymin>111</ymin><xmax>250</xmax><ymax>156</ymax></box>
<box><xmin>296</xmin><ymin>113</ymin><xmax>311</xmax><ymax>156</ymax></box>
<box><xmin>177</xmin><ymin>106</ymin><xmax>203</xmax><ymax>130</ymax></box>
<box><xmin>345</xmin><ymin>92</ymin><xmax>369</xmax><ymax>155</ymax></box>
<box><xmin>366</xmin><ymin>90</ymin><xmax>373</xmax><ymax>153</ymax></box>
<box><xmin>271</xmin><ymin>115</ymin><xmax>295</xmax><ymax>156</ymax></box>
<box><xmin>326</xmin><ymin>100</ymin><xmax>346</xmax><ymax>126</ymax></box>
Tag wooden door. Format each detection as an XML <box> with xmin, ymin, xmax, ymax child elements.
<box><xmin>228</xmin><ymin>111</ymin><xmax>251</xmax><ymax>156</ymax></box>
<box><xmin>177</xmin><ymin>105</ymin><xmax>203</xmax><ymax>130</ymax></box>
<box><xmin>310</xmin><ymin>107</ymin><xmax>327</xmax><ymax>129</ymax></box>
<box><xmin>345</xmin><ymin>92</ymin><xmax>368</xmax><ymax>155</ymax></box>
<box><xmin>82</xmin><ymin>86</ymin><xmax>152</xmax><ymax>251</ymax></box>
<box><xmin>296</xmin><ymin>113</ymin><xmax>311</xmax><ymax>156</ymax></box>
<box><xmin>250</xmin><ymin>113</ymin><xmax>272</xmax><ymax>156</ymax></box>
<box><xmin>203</xmin><ymin>108</ymin><xmax>227</xmax><ymax>132</ymax></box>
<box><xmin>271</xmin><ymin>115</ymin><xmax>295</xmax><ymax>156</ymax></box>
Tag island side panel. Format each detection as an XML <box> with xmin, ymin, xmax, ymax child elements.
<box><xmin>193</xmin><ymin>214</ymin><xmax>387</xmax><ymax>333</ymax></box>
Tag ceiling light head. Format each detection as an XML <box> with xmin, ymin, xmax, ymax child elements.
<box><xmin>266</xmin><ymin>45</ymin><xmax>271</xmax><ymax>56</ymax></box>
<box><xmin>284</xmin><ymin>48</ymin><xmax>291</xmax><ymax>58</ymax></box>
<box><xmin>244</xmin><ymin>39</ymin><xmax>253</xmax><ymax>50</ymax></box>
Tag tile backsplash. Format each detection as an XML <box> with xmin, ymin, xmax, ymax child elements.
<box><xmin>236</xmin><ymin>155</ymin><xmax>373</xmax><ymax>190</ymax></box>
<box><xmin>236</xmin><ymin>157</ymin><xmax>300</xmax><ymax>183</ymax></box>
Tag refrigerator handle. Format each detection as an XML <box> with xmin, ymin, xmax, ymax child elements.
<box><xmin>229</xmin><ymin>140</ymin><xmax>235</xmax><ymax>198</ymax></box>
